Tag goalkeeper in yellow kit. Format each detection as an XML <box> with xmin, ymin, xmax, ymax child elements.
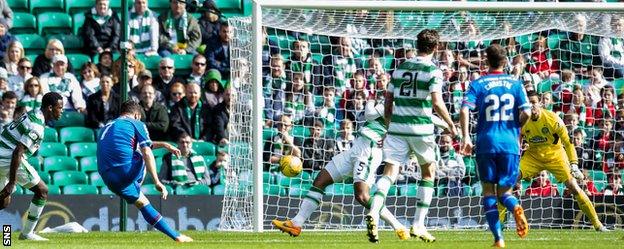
<box><xmin>501</xmin><ymin>90</ymin><xmax>608</xmax><ymax>231</ymax></box>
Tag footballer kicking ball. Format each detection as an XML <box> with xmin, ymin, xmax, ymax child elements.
<box><xmin>279</xmin><ymin>155</ymin><xmax>303</xmax><ymax>177</ymax></box>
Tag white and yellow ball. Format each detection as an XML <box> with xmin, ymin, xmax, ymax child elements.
<box><xmin>279</xmin><ymin>155</ymin><xmax>303</xmax><ymax>177</ymax></box>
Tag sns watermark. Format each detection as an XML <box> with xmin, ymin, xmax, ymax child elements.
<box><xmin>2</xmin><ymin>225</ymin><xmax>9</xmax><ymax>246</ymax></box>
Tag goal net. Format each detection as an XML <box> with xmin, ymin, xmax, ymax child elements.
<box><xmin>221</xmin><ymin>2</ymin><xmax>624</xmax><ymax>231</ymax></box>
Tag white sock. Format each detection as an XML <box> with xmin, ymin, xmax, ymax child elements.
<box><xmin>292</xmin><ymin>186</ymin><xmax>324</xmax><ymax>227</ymax></box>
<box><xmin>22</xmin><ymin>199</ymin><xmax>46</xmax><ymax>234</ymax></box>
<box><xmin>380</xmin><ymin>206</ymin><xmax>405</xmax><ymax>230</ymax></box>
<box><xmin>412</xmin><ymin>180</ymin><xmax>434</xmax><ymax>228</ymax></box>
<box><xmin>369</xmin><ymin>176</ymin><xmax>392</xmax><ymax>220</ymax></box>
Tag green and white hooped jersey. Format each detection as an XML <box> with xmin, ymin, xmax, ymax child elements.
<box><xmin>358</xmin><ymin>101</ymin><xmax>386</xmax><ymax>143</ymax></box>
<box><xmin>387</xmin><ymin>56</ymin><xmax>443</xmax><ymax>137</ymax></box>
<box><xmin>0</xmin><ymin>110</ymin><xmax>45</xmax><ymax>159</ymax></box>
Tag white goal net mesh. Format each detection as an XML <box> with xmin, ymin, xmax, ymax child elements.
<box><xmin>221</xmin><ymin>7</ymin><xmax>624</xmax><ymax>231</ymax></box>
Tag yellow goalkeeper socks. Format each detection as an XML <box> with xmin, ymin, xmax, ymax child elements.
<box><xmin>575</xmin><ymin>193</ymin><xmax>601</xmax><ymax>229</ymax></box>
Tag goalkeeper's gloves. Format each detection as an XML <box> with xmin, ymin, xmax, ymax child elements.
<box><xmin>570</xmin><ymin>163</ymin><xmax>584</xmax><ymax>182</ymax></box>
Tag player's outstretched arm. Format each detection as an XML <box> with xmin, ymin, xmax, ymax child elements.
<box><xmin>0</xmin><ymin>143</ymin><xmax>26</xmax><ymax>201</ymax></box>
<box><xmin>431</xmin><ymin>92</ymin><xmax>457</xmax><ymax>137</ymax></box>
<box><xmin>141</xmin><ymin>146</ymin><xmax>168</xmax><ymax>200</ymax></box>
<box><xmin>383</xmin><ymin>90</ymin><xmax>394</xmax><ymax>127</ymax></box>
<box><xmin>459</xmin><ymin>106</ymin><xmax>473</xmax><ymax>155</ymax></box>
<box><xmin>152</xmin><ymin>141</ymin><xmax>181</xmax><ymax>157</ymax></box>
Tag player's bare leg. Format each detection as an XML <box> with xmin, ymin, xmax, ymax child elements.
<box><xmin>19</xmin><ymin>181</ymin><xmax>49</xmax><ymax>241</ymax></box>
<box><xmin>134</xmin><ymin>194</ymin><xmax>193</xmax><ymax>242</ymax></box>
<box><xmin>366</xmin><ymin>162</ymin><xmax>401</xmax><ymax>243</ymax></box>
<box><xmin>564</xmin><ymin>178</ymin><xmax>608</xmax><ymax>231</ymax></box>
<box><xmin>273</xmin><ymin>170</ymin><xmax>334</xmax><ymax>237</ymax></box>
<box><xmin>409</xmin><ymin>162</ymin><xmax>436</xmax><ymax>243</ymax></box>
<box><xmin>354</xmin><ymin>181</ymin><xmax>408</xmax><ymax>241</ymax></box>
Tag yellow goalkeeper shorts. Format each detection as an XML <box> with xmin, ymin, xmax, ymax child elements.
<box><xmin>519</xmin><ymin>154</ymin><xmax>572</xmax><ymax>183</ymax></box>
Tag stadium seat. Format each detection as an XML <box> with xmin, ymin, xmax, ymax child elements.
<box><xmin>170</xmin><ymin>54</ymin><xmax>194</xmax><ymax>75</ymax></box>
<box><xmin>262</xmin><ymin>172</ymin><xmax>274</xmax><ymax>184</ymax></box>
<box><xmin>66</xmin><ymin>53</ymin><xmax>92</xmax><ymax>73</ymax></box>
<box><xmin>31</xmin><ymin>0</ymin><xmax>66</xmax><ymax>14</ymax></box>
<box><xmin>12</xmin><ymin>12</ymin><xmax>37</xmax><ymax>34</ymax></box>
<box><xmin>79</xmin><ymin>156</ymin><xmax>98</xmax><ymax>172</ymax></box>
<box><xmin>176</xmin><ymin>185</ymin><xmax>212</xmax><ymax>195</ymax></box>
<box><xmin>55</xmin><ymin>112</ymin><xmax>85</xmax><ymax>128</ymax></box>
<box><xmin>60</xmin><ymin>127</ymin><xmax>95</xmax><ymax>144</ymax></box>
<box><xmin>15</xmin><ymin>34</ymin><xmax>47</xmax><ymax>55</ymax></box>
<box><xmin>148</xmin><ymin>0</ymin><xmax>169</xmax><ymax>13</ymax></box>
<box><xmin>43</xmin><ymin>156</ymin><xmax>78</xmax><ymax>172</ymax></box>
<box><xmin>141</xmin><ymin>184</ymin><xmax>174</xmax><ymax>195</ymax></box>
<box><xmin>37</xmin><ymin>12</ymin><xmax>72</xmax><ymax>35</ymax></box>
<box><xmin>69</xmin><ymin>142</ymin><xmax>97</xmax><ymax>158</ymax></box>
<box><xmin>614</xmin><ymin>79</ymin><xmax>624</xmax><ymax>96</ymax></box>
<box><xmin>48</xmin><ymin>185</ymin><xmax>61</xmax><ymax>195</ymax></box>
<box><xmin>65</xmin><ymin>0</ymin><xmax>95</xmax><ymax>15</ymax></box>
<box><xmin>263</xmin><ymin>184</ymin><xmax>282</xmax><ymax>195</ymax></box>
<box><xmin>136</xmin><ymin>54</ymin><xmax>161</xmax><ymax>72</ymax></box>
<box><xmin>100</xmin><ymin>186</ymin><xmax>115</xmax><ymax>195</ymax></box>
<box><xmin>216</xmin><ymin>0</ymin><xmax>243</xmax><ymax>17</ymax></box>
<box><xmin>7</xmin><ymin>0</ymin><xmax>29</xmax><ymax>12</ymax></box>
<box><xmin>48</xmin><ymin>34</ymin><xmax>83</xmax><ymax>54</ymax></box>
<box><xmin>89</xmin><ymin>172</ymin><xmax>105</xmax><ymax>187</ymax></box>
<box><xmin>52</xmin><ymin>170</ymin><xmax>88</xmax><ymax>186</ymax></box>
<box><xmin>44</xmin><ymin>127</ymin><xmax>58</xmax><ymax>142</ymax></box>
<box><xmin>398</xmin><ymin>184</ymin><xmax>418</xmax><ymax>196</ymax></box>
<box><xmin>193</xmin><ymin>141</ymin><xmax>216</xmax><ymax>156</ymax></box>
<box><xmin>212</xmin><ymin>184</ymin><xmax>226</xmax><ymax>195</ymax></box>
<box><xmin>37</xmin><ymin>171</ymin><xmax>51</xmax><ymax>184</ymax></box>
<box><xmin>38</xmin><ymin>142</ymin><xmax>68</xmax><ymax>157</ymax></box>
<box><xmin>589</xmin><ymin>170</ymin><xmax>607</xmax><ymax>183</ymax></box>
<box><xmin>204</xmin><ymin>155</ymin><xmax>217</xmax><ymax>167</ymax></box>
<box><xmin>72</xmin><ymin>12</ymin><xmax>85</xmax><ymax>35</ymax></box>
<box><xmin>263</xmin><ymin>128</ymin><xmax>277</xmax><ymax>141</ymax></box>
<box><xmin>291</xmin><ymin>125</ymin><xmax>309</xmax><ymax>140</ymax></box>
<box><xmin>27</xmin><ymin>157</ymin><xmax>42</xmax><ymax>170</ymax></box>
<box><xmin>152</xmin><ymin>148</ymin><xmax>169</xmax><ymax>157</ymax></box>
<box><xmin>63</xmin><ymin>184</ymin><xmax>98</xmax><ymax>194</ymax></box>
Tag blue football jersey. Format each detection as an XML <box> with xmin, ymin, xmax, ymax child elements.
<box><xmin>462</xmin><ymin>73</ymin><xmax>530</xmax><ymax>155</ymax></box>
<box><xmin>97</xmin><ymin>116</ymin><xmax>153</xmax><ymax>172</ymax></box>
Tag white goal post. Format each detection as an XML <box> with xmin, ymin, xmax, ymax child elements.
<box><xmin>221</xmin><ymin>0</ymin><xmax>624</xmax><ymax>232</ymax></box>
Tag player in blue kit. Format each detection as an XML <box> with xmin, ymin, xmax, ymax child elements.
<box><xmin>459</xmin><ymin>44</ymin><xmax>531</xmax><ymax>248</ymax></box>
<box><xmin>97</xmin><ymin>101</ymin><xmax>192</xmax><ymax>242</ymax></box>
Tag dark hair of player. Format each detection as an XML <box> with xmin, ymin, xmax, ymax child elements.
<box><xmin>416</xmin><ymin>29</ymin><xmax>439</xmax><ymax>55</ymax></box>
<box><xmin>41</xmin><ymin>92</ymin><xmax>63</xmax><ymax>110</ymax></box>
<box><xmin>526</xmin><ymin>90</ymin><xmax>539</xmax><ymax>99</ymax></box>
<box><xmin>120</xmin><ymin>100</ymin><xmax>142</xmax><ymax>115</ymax></box>
<box><xmin>485</xmin><ymin>44</ymin><xmax>508</xmax><ymax>69</ymax></box>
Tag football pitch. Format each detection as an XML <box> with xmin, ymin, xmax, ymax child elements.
<box><xmin>10</xmin><ymin>229</ymin><xmax>623</xmax><ymax>249</ymax></box>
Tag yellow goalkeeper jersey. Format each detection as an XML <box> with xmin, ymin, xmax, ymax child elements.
<box><xmin>521</xmin><ymin>108</ymin><xmax>577</xmax><ymax>164</ymax></box>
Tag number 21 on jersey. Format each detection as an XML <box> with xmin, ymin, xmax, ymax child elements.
<box><xmin>484</xmin><ymin>93</ymin><xmax>515</xmax><ymax>121</ymax></box>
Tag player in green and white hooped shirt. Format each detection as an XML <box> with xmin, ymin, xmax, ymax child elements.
<box><xmin>366</xmin><ymin>29</ymin><xmax>458</xmax><ymax>243</ymax></box>
<box><xmin>272</xmin><ymin>89</ymin><xmax>410</xmax><ymax>241</ymax></box>
<box><xmin>0</xmin><ymin>92</ymin><xmax>64</xmax><ymax>241</ymax></box>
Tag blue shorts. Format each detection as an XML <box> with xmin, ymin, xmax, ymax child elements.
<box><xmin>99</xmin><ymin>162</ymin><xmax>145</xmax><ymax>204</ymax></box>
<box><xmin>475</xmin><ymin>153</ymin><xmax>520</xmax><ymax>188</ymax></box>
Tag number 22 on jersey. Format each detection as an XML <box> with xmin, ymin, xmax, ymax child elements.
<box><xmin>484</xmin><ymin>94</ymin><xmax>515</xmax><ymax>122</ymax></box>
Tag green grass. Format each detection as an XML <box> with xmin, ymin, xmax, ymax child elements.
<box><xmin>11</xmin><ymin>229</ymin><xmax>624</xmax><ymax>249</ymax></box>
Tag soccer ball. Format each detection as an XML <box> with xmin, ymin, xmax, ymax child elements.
<box><xmin>279</xmin><ymin>155</ymin><xmax>303</xmax><ymax>177</ymax></box>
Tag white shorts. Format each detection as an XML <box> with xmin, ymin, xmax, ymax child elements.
<box><xmin>383</xmin><ymin>134</ymin><xmax>437</xmax><ymax>166</ymax></box>
<box><xmin>325</xmin><ymin>136</ymin><xmax>382</xmax><ymax>186</ymax></box>
<box><xmin>0</xmin><ymin>157</ymin><xmax>41</xmax><ymax>190</ymax></box>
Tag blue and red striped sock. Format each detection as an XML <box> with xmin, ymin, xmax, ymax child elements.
<box><xmin>140</xmin><ymin>204</ymin><xmax>180</xmax><ymax>240</ymax></box>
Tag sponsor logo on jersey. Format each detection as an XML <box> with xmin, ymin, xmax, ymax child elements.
<box><xmin>529</xmin><ymin>136</ymin><xmax>547</xmax><ymax>143</ymax></box>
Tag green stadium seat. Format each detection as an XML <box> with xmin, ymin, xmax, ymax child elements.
<box><xmin>14</xmin><ymin>185</ymin><xmax>24</xmax><ymax>195</ymax></box>
<box><xmin>155</xmin><ymin>156</ymin><xmax>163</xmax><ymax>173</ymax></box>
<box><xmin>48</xmin><ymin>35</ymin><xmax>83</xmax><ymax>54</ymax></box>
<box><xmin>15</xmin><ymin>34</ymin><xmax>47</xmax><ymax>55</ymax></box>
<box><xmin>12</xmin><ymin>12</ymin><xmax>37</xmax><ymax>34</ymax></box>
<box><xmin>65</xmin><ymin>0</ymin><xmax>95</xmax><ymax>15</ymax></box>
<box><xmin>216</xmin><ymin>0</ymin><xmax>243</xmax><ymax>17</ymax></box>
<box><xmin>193</xmin><ymin>141</ymin><xmax>216</xmax><ymax>156</ymax></box>
<box><xmin>48</xmin><ymin>185</ymin><xmax>61</xmax><ymax>195</ymax></box>
<box><xmin>148</xmin><ymin>0</ymin><xmax>169</xmax><ymax>13</ymax></box>
<box><xmin>263</xmin><ymin>128</ymin><xmax>277</xmax><ymax>141</ymax></box>
<box><xmin>170</xmin><ymin>54</ymin><xmax>194</xmax><ymax>75</ymax></box>
<box><xmin>69</xmin><ymin>142</ymin><xmax>97</xmax><ymax>158</ymax></box>
<box><xmin>212</xmin><ymin>184</ymin><xmax>225</xmax><ymax>195</ymax></box>
<box><xmin>55</xmin><ymin>111</ymin><xmax>85</xmax><ymax>127</ymax></box>
<box><xmin>38</xmin><ymin>142</ymin><xmax>67</xmax><ymax>157</ymax></box>
<box><xmin>44</xmin><ymin>127</ymin><xmax>58</xmax><ymax>142</ymax></box>
<box><xmin>60</xmin><ymin>127</ymin><xmax>95</xmax><ymax>144</ymax></box>
<box><xmin>31</xmin><ymin>0</ymin><xmax>66</xmax><ymax>14</ymax></box>
<box><xmin>263</xmin><ymin>184</ymin><xmax>282</xmax><ymax>195</ymax></box>
<box><xmin>72</xmin><ymin>13</ymin><xmax>85</xmax><ymax>35</ymax></box>
<box><xmin>537</xmin><ymin>79</ymin><xmax>554</xmax><ymax>94</ymax></box>
<box><xmin>89</xmin><ymin>172</ymin><xmax>105</xmax><ymax>187</ymax></box>
<box><xmin>27</xmin><ymin>157</ymin><xmax>42</xmax><ymax>170</ymax></box>
<box><xmin>43</xmin><ymin>156</ymin><xmax>78</xmax><ymax>172</ymax></box>
<box><xmin>262</xmin><ymin>172</ymin><xmax>274</xmax><ymax>184</ymax></box>
<box><xmin>614</xmin><ymin>79</ymin><xmax>624</xmax><ymax>96</ymax></box>
<box><xmin>66</xmin><ymin>53</ymin><xmax>92</xmax><ymax>73</ymax></box>
<box><xmin>204</xmin><ymin>155</ymin><xmax>217</xmax><ymax>166</ymax></box>
<box><xmin>63</xmin><ymin>184</ymin><xmax>98</xmax><ymax>194</ymax></box>
<box><xmin>37</xmin><ymin>171</ymin><xmax>51</xmax><ymax>184</ymax></box>
<box><xmin>52</xmin><ymin>170</ymin><xmax>88</xmax><ymax>186</ymax></box>
<box><xmin>7</xmin><ymin>0</ymin><xmax>29</xmax><ymax>12</ymax></box>
<box><xmin>100</xmin><ymin>186</ymin><xmax>114</xmax><ymax>195</ymax></box>
<box><xmin>589</xmin><ymin>170</ymin><xmax>607</xmax><ymax>183</ymax></box>
<box><xmin>291</xmin><ymin>125</ymin><xmax>309</xmax><ymax>140</ymax></box>
<box><xmin>37</xmin><ymin>12</ymin><xmax>72</xmax><ymax>35</ymax></box>
<box><xmin>176</xmin><ymin>185</ymin><xmax>212</xmax><ymax>195</ymax></box>
<box><xmin>398</xmin><ymin>184</ymin><xmax>418</xmax><ymax>196</ymax></box>
<box><xmin>135</xmin><ymin>54</ymin><xmax>161</xmax><ymax>71</ymax></box>
<box><xmin>152</xmin><ymin>148</ymin><xmax>169</xmax><ymax>157</ymax></box>
<box><xmin>79</xmin><ymin>156</ymin><xmax>98</xmax><ymax>172</ymax></box>
<box><xmin>141</xmin><ymin>184</ymin><xmax>174</xmax><ymax>195</ymax></box>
